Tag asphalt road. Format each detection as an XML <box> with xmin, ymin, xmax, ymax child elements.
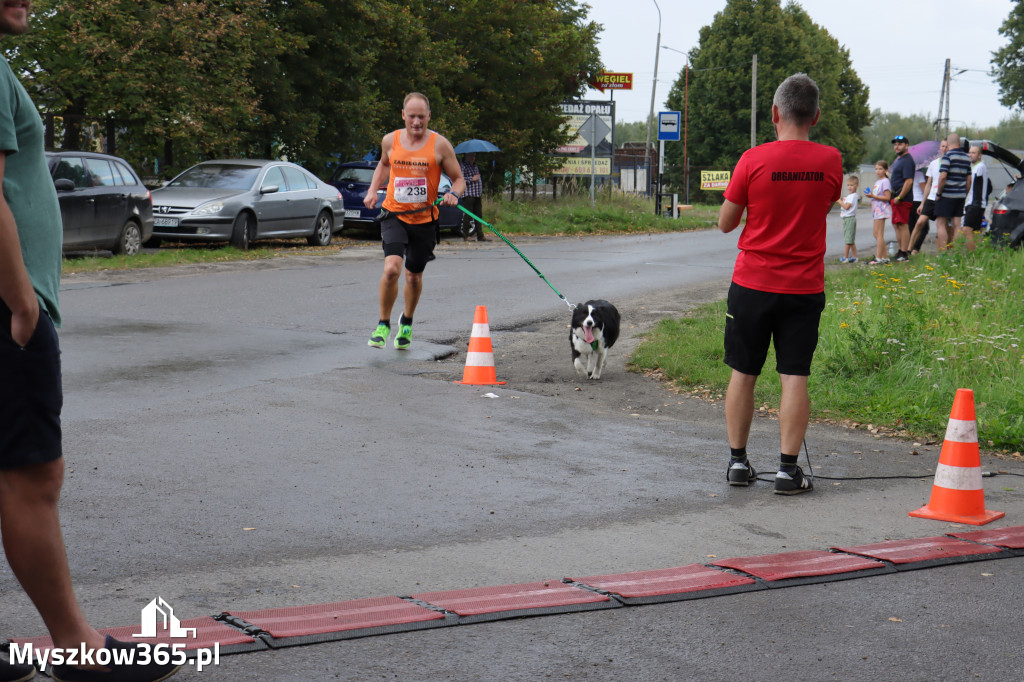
<box><xmin>4</xmin><ymin>210</ymin><xmax>1022</xmax><ymax>680</ymax></box>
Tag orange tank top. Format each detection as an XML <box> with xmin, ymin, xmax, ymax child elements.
<box><xmin>383</xmin><ymin>130</ymin><xmax>442</xmax><ymax>224</ymax></box>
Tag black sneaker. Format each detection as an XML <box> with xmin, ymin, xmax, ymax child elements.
<box><xmin>774</xmin><ymin>466</ymin><xmax>813</xmax><ymax>495</ymax></box>
<box><xmin>895</xmin><ymin>251</ymin><xmax>909</xmax><ymax>262</ymax></box>
<box><xmin>0</xmin><ymin>656</ymin><xmax>37</xmax><ymax>682</ymax></box>
<box><xmin>727</xmin><ymin>459</ymin><xmax>757</xmax><ymax>486</ymax></box>
<box><xmin>50</xmin><ymin>636</ymin><xmax>181</xmax><ymax>682</ymax></box>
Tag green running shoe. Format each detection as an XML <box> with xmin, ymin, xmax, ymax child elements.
<box><xmin>394</xmin><ymin>324</ymin><xmax>413</xmax><ymax>350</ymax></box>
<box><xmin>368</xmin><ymin>323</ymin><xmax>390</xmax><ymax>348</ymax></box>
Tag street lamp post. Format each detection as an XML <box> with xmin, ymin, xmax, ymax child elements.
<box><xmin>643</xmin><ymin>0</ymin><xmax>661</xmax><ymax>201</ymax></box>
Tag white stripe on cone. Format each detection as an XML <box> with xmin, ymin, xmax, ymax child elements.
<box><xmin>933</xmin><ymin>462</ymin><xmax>983</xmax><ymax>491</ymax></box>
<box><xmin>466</xmin><ymin>352</ymin><xmax>495</xmax><ymax>366</ymax></box>
<box><xmin>472</xmin><ymin>322</ymin><xmax>490</xmax><ymax>337</ymax></box>
<box><xmin>944</xmin><ymin>417</ymin><xmax>978</xmax><ymax>443</ymax></box>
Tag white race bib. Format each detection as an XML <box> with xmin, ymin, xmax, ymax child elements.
<box><xmin>393</xmin><ymin>177</ymin><xmax>428</xmax><ymax>204</ymax></box>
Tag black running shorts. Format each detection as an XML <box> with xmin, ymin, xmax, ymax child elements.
<box><xmin>380</xmin><ymin>215</ymin><xmax>437</xmax><ymax>274</ymax></box>
<box><xmin>934</xmin><ymin>196</ymin><xmax>965</xmax><ymax>219</ymax></box>
<box><xmin>963</xmin><ymin>204</ymin><xmax>984</xmax><ymax>230</ymax></box>
<box><xmin>920</xmin><ymin>198</ymin><xmax>936</xmax><ymax>220</ymax></box>
<box><xmin>0</xmin><ymin>301</ymin><xmax>63</xmax><ymax>470</ymax></box>
<box><xmin>723</xmin><ymin>283</ymin><xmax>825</xmax><ymax>377</ymax></box>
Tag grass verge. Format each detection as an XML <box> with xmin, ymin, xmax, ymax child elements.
<box><xmin>61</xmin><ymin>195</ymin><xmax>717</xmax><ymax>274</ymax></box>
<box><xmin>631</xmin><ymin>240</ymin><xmax>1024</xmax><ymax>455</ymax></box>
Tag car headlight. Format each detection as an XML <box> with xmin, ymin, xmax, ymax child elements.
<box><xmin>192</xmin><ymin>201</ymin><xmax>225</xmax><ymax>216</ymax></box>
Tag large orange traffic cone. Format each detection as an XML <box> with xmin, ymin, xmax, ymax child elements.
<box><xmin>909</xmin><ymin>389</ymin><xmax>1004</xmax><ymax>525</ymax></box>
<box><xmin>454</xmin><ymin>306</ymin><xmax>505</xmax><ymax>386</ymax></box>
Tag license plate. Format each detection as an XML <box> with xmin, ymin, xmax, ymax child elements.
<box><xmin>344</xmin><ymin>209</ymin><xmax>360</xmax><ymax>219</ymax></box>
<box><xmin>154</xmin><ymin>216</ymin><xmax>178</xmax><ymax>227</ymax></box>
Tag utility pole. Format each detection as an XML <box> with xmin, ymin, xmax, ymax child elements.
<box><xmin>750</xmin><ymin>53</ymin><xmax>758</xmax><ymax>148</ymax></box>
<box><xmin>643</xmin><ymin>0</ymin><xmax>661</xmax><ymax>199</ymax></box>
<box><xmin>935</xmin><ymin>58</ymin><xmax>950</xmax><ymax>139</ymax></box>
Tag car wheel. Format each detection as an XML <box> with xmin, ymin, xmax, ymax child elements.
<box><xmin>307</xmin><ymin>210</ymin><xmax>333</xmax><ymax>246</ymax></box>
<box><xmin>230</xmin><ymin>211</ymin><xmax>254</xmax><ymax>250</ymax></box>
<box><xmin>113</xmin><ymin>220</ymin><xmax>142</xmax><ymax>256</ymax></box>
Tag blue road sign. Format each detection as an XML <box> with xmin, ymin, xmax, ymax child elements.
<box><xmin>658</xmin><ymin>111</ymin><xmax>681</xmax><ymax>142</ymax></box>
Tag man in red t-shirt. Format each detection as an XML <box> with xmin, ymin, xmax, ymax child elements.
<box><xmin>717</xmin><ymin>73</ymin><xmax>842</xmax><ymax>495</ymax></box>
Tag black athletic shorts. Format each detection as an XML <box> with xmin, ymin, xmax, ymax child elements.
<box><xmin>0</xmin><ymin>300</ymin><xmax>63</xmax><ymax>470</ymax></box>
<box><xmin>934</xmin><ymin>196</ymin><xmax>965</xmax><ymax>219</ymax></box>
<box><xmin>963</xmin><ymin>204</ymin><xmax>984</xmax><ymax>230</ymax></box>
<box><xmin>380</xmin><ymin>215</ymin><xmax>437</xmax><ymax>274</ymax></box>
<box><xmin>723</xmin><ymin>283</ymin><xmax>825</xmax><ymax>377</ymax></box>
<box><xmin>920</xmin><ymin>198</ymin><xmax>936</xmax><ymax>220</ymax></box>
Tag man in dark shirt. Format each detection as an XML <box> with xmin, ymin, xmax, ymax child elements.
<box><xmin>935</xmin><ymin>133</ymin><xmax>973</xmax><ymax>250</ymax></box>
<box><xmin>888</xmin><ymin>135</ymin><xmax>916</xmax><ymax>261</ymax></box>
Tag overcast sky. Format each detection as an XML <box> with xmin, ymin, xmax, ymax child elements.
<box><xmin>584</xmin><ymin>0</ymin><xmax>1019</xmax><ymax>131</ymax></box>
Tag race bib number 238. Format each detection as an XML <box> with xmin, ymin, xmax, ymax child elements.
<box><xmin>393</xmin><ymin>177</ymin><xmax>428</xmax><ymax>203</ymax></box>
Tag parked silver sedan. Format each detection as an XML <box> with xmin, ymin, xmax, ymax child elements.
<box><xmin>149</xmin><ymin>160</ymin><xmax>343</xmax><ymax>249</ymax></box>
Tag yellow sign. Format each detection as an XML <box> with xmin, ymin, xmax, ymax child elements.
<box><xmin>700</xmin><ymin>170</ymin><xmax>731</xmax><ymax>191</ymax></box>
<box><xmin>552</xmin><ymin>157</ymin><xmax>611</xmax><ymax>176</ymax></box>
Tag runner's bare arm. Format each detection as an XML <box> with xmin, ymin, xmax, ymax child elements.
<box><xmin>364</xmin><ymin>133</ymin><xmax>394</xmax><ymax>209</ymax></box>
<box><xmin>437</xmin><ymin>137</ymin><xmax>465</xmax><ymax>207</ymax></box>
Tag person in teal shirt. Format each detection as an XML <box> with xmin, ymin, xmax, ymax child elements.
<box><xmin>0</xmin><ymin>3</ymin><xmax>180</xmax><ymax>681</ymax></box>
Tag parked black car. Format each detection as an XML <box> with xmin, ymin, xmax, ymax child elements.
<box><xmin>327</xmin><ymin>160</ymin><xmax>462</xmax><ymax>235</ymax></box>
<box><xmin>328</xmin><ymin>161</ymin><xmax>380</xmax><ymax>228</ymax></box>
<box><xmin>968</xmin><ymin>139</ymin><xmax>1024</xmax><ymax>248</ymax></box>
<box><xmin>47</xmin><ymin>151</ymin><xmax>154</xmax><ymax>255</ymax></box>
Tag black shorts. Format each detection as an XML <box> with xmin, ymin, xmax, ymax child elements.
<box><xmin>0</xmin><ymin>301</ymin><xmax>63</xmax><ymax>470</ymax></box>
<box><xmin>934</xmin><ymin>196</ymin><xmax>965</xmax><ymax>219</ymax></box>
<box><xmin>380</xmin><ymin>215</ymin><xmax>437</xmax><ymax>274</ymax></box>
<box><xmin>723</xmin><ymin>283</ymin><xmax>825</xmax><ymax>377</ymax></box>
<box><xmin>920</xmin><ymin>199</ymin><xmax>936</xmax><ymax>220</ymax></box>
<box><xmin>963</xmin><ymin>204</ymin><xmax>984</xmax><ymax>229</ymax></box>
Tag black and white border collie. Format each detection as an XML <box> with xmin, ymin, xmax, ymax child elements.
<box><xmin>570</xmin><ymin>300</ymin><xmax>620</xmax><ymax>380</ymax></box>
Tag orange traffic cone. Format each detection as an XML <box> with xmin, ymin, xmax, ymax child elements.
<box><xmin>909</xmin><ymin>389</ymin><xmax>1004</xmax><ymax>525</ymax></box>
<box><xmin>454</xmin><ymin>306</ymin><xmax>506</xmax><ymax>386</ymax></box>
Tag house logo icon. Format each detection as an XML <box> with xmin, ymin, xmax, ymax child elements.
<box><xmin>133</xmin><ymin>597</ymin><xmax>197</xmax><ymax>639</ymax></box>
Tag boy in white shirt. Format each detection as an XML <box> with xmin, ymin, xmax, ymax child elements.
<box><xmin>837</xmin><ymin>175</ymin><xmax>860</xmax><ymax>262</ymax></box>
<box><xmin>910</xmin><ymin>139</ymin><xmax>948</xmax><ymax>254</ymax></box>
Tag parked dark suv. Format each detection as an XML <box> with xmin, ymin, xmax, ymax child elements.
<box><xmin>47</xmin><ymin>151</ymin><xmax>154</xmax><ymax>255</ymax></box>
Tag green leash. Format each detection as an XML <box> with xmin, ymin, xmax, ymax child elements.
<box><xmin>436</xmin><ymin>198</ymin><xmax>576</xmax><ymax>311</ymax></box>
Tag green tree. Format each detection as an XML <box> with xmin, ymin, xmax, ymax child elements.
<box><xmin>4</xmin><ymin>0</ymin><xmax>601</xmax><ymax>186</ymax></box>
<box><xmin>6</xmin><ymin>0</ymin><xmax>271</xmax><ymax>174</ymax></box>
<box><xmin>661</xmin><ymin>0</ymin><xmax>870</xmax><ymax>198</ymax></box>
<box><xmin>614</xmin><ymin>118</ymin><xmax>653</xmax><ymax>145</ymax></box>
<box><xmin>860</xmin><ymin>111</ymin><xmax>936</xmax><ymax>165</ymax></box>
<box><xmin>422</xmin><ymin>0</ymin><xmax>602</xmax><ymax>191</ymax></box>
<box><xmin>993</xmin><ymin>0</ymin><xmax>1024</xmax><ymax>112</ymax></box>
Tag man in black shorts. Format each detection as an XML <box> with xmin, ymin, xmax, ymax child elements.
<box><xmin>910</xmin><ymin>139</ymin><xmax>947</xmax><ymax>254</ymax></box>
<box><xmin>1</xmin><ymin>4</ymin><xmax>179</xmax><ymax>680</ymax></box>
<box><xmin>717</xmin><ymin>73</ymin><xmax>842</xmax><ymax>495</ymax></box>
<box><xmin>961</xmin><ymin>144</ymin><xmax>989</xmax><ymax>250</ymax></box>
<box><xmin>934</xmin><ymin>133</ymin><xmax>972</xmax><ymax>250</ymax></box>
<box><xmin>363</xmin><ymin>93</ymin><xmax>464</xmax><ymax>351</ymax></box>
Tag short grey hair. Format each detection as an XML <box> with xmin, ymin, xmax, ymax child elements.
<box><xmin>773</xmin><ymin>73</ymin><xmax>819</xmax><ymax>127</ymax></box>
